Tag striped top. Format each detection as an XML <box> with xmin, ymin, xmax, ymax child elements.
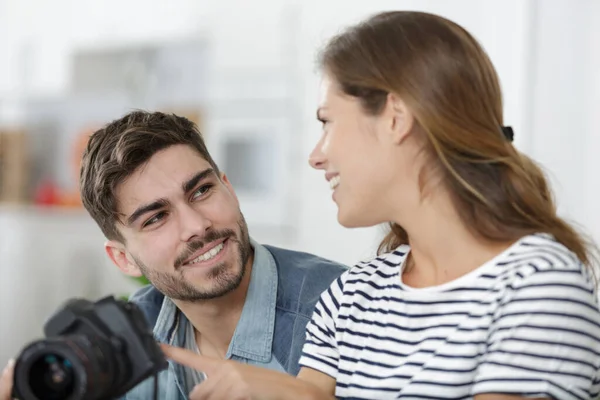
<box><xmin>299</xmin><ymin>234</ymin><xmax>600</xmax><ymax>399</ymax></box>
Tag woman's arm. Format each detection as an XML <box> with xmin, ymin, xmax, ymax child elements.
<box><xmin>475</xmin><ymin>395</ymin><xmax>547</xmax><ymax>400</ymax></box>
<box><xmin>161</xmin><ymin>344</ymin><xmax>335</xmax><ymax>400</ymax></box>
<box><xmin>297</xmin><ymin>367</ymin><xmax>336</xmax><ymax>396</ymax></box>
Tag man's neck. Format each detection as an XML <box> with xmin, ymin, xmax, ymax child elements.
<box><xmin>173</xmin><ymin>256</ymin><xmax>254</xmax><ymax>358</ymax></box>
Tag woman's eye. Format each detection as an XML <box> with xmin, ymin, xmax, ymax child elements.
<box><xmin>318</xmin><ymin>118</ymin><xmax>329</xmax><ymax>127</ymax></box>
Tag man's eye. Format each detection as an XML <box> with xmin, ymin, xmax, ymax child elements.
<box><xmin>192</xmin><ymin>184</ymin><xmax>213</xmax><ymax>200</ymax></box>
<box><xmin>143</xmin><ymin>212</ymin><xmax>166</xmax><ymax>227</ymax></box>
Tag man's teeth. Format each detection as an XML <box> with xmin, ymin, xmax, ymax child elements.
<box><xmin>188</xmin><ymin>243</ymin><xmax>224</xmax><ymax>264</ymax></box>
<box><xmin>329</xmin><ymin>175</ymin><xmax>340</xmax><ymax>190</ymax></box>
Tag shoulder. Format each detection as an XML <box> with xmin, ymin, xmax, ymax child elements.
<box><xmin>337</xmin><ymin>245</ymin><xmax>410</xmax><ymax>293</ymax></box>
<box><xmin>264</xmin><ymin>244</ymin><xmax>348</xmax><ymax>275</ymax></box>
<box><xmin>347</xmin><ymin>246</ymin><xmax>409</xmax><ymax>278</ymax></box>
<box><xmin>312</xmin><ymin>245</ymin><xmax>410</xmax><ymax>315</ymax></box>
<box><xmin>493</xmin><ymin>233</ymin><xmax>596</xmax><ymax>295</ymax></box>
<box><xmin>264</xmin><ymin>244</ymin><xmax>349</xmax><ymax>285</ymax></box>
<box><xmin>263</xmin><ymin>244</ymin><xmax>348</xmax><ymax>317</ymax></box>
<box><xmin>128</xmin><ymin>284</ymin><xmax>165</xmax><ymax>330</ymax></box>
<box><xmin>476</xmin><ymin>237</ymin><xmax>600</xmax><ymax>398</ymax></box>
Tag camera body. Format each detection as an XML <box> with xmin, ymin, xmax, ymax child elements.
<box><xmin>13</xmin><ymin>295</ymin><xmax>168</xmax><ymax>400</ymax></box>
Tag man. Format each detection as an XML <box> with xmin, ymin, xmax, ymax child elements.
<box><xmin>0</xmin><ymin>111</ymin><xmax>346</xmax><ymax>399</ymax></box>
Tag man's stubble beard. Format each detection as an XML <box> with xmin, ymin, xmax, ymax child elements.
<box><xmin>134</xmin><ymin>213</ymin><xmax>252</xmax><ymax>302</ymax></box>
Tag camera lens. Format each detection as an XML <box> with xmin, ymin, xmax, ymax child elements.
<box><xmin>29</xmin><ymin>354</ymin><xmax>75</xmax><ymax>400</ymax></box>
<box><xmin>13</xmin><ymin>335</ymin><xmax>127</xmax><ymax>400</ymax></box>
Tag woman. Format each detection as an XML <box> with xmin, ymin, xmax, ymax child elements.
<box><xmin>164</xmin><ymin>10</ymin><xmax>600</xmax><ymax>400</ymax></box>
<box><xmin>299</xmin><ymin>9</ymin><xmax>600</xmax><ymax>400</ymax></box>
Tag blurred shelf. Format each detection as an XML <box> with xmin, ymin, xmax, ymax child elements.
<box><xmin>0</xmin><ymin>203</ymin><xmax>88</xmax><ymax>217</ymax></box>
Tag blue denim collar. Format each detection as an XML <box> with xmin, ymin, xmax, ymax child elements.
<box><xmin>152</xmin><ymin>238</ymin><xmax>278</xmax><ymax>363</ymax></box>
<box><xmin>226</xmin><ymin>238</ymin><xmax>277</xmax><ymax>362</ymax></box>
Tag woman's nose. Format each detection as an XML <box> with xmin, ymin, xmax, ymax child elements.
<box><xmin>309</xmin><ymin>141</ymin><xmax>327</xmax><ymax>170</ymax></box>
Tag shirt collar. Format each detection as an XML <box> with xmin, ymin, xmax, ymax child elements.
<box><xmin>152</xmin><ymin>237</ymin><xmax>278</xmax><ymax>363</ymax></box>
<box><xmin>226</xmin><ymin>238</ymin><xmax>278</xmax><ymax>362</ymax></box>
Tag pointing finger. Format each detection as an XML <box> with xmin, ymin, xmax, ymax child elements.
<box><xmin>160</xmin><ymin>343</ymin><xmax>219</xmax><ymax>375</ymax></box>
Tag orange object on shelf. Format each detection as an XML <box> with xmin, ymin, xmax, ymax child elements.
<box><xmin>72</xmin><ymin>128</ymin><xmax>92</xmax><ymax>182</ymax></box>
<box><xmin>58</xmin><ymin>127</ymin><xmax>94</xmax><ymax>208</ymax></box>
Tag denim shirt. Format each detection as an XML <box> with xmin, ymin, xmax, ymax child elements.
<box><xmin>122</xmin><ymin>239</ymin><xmax>347</xmax><ymax>399</ymax></box>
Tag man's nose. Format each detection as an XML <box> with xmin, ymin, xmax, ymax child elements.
<box><xmin>179</xmin><ymin>205</ymin><xmax>212</xmax><ymax>243</ymax></box>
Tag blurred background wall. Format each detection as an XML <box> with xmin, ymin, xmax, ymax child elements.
<box><xmin>1</xmin><ymin>0</ymin><xmax>599</xmax><ymax>366</ymax></box>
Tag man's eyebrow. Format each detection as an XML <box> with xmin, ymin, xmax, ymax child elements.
<box><xmin>182</xmin><ymin>168</ymin><xmax>215</xmax><ymax>194</ymax></box>
<box><xmin>126</xmin><ymin>198</ymin><xmax>169</xmax><ymax>227</ymax></box>
<box><xmin>125</xmin><ymin>168</ymin><xmax>215</xmax><ymax>227</ymax></box>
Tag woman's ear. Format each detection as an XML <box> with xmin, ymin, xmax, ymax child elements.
<box><xmin>105</xmin><ymin>240</ymin><xmax>143</xmax><ymax>277</ymax></box>
<box><xmin>388</xmin><ymin>93</ymin><xmax>414</xmax><ymax>145</ymax></box>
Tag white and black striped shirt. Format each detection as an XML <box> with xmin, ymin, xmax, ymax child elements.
<box><xmin>299</xmin><ymin>234</ymin><xmax>600</xmax><ymax>399</ymax></box>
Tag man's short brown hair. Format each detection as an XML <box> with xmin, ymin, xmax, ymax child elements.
<box><xmin>79</xmin><ymin>110</ymin><xmax>220</xmax><ymax>242</ymax></box>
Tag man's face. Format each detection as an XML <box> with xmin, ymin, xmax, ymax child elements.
<box><xmin>106</xmin><ymin>144</ymin><xmax>252</xmax><ymax>302</ymax></box>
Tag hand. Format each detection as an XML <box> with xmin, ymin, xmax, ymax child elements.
<box><xmin>160</xmin><ymin>344</ymin><xmax>327</xmax><ymax>400</ymax></box>
<box><xmin>0</xmin><ymin>359</ymin><xmax>15</xmax><ymax>400</ymax></box>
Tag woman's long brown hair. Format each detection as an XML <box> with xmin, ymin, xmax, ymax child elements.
<box><xmin>319</xmin><ymin>11</ymin><xmax>598</xmax><ymax>273</ymax></box>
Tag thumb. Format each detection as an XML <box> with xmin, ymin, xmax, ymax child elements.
<box><xmin>0</xmin><ymin>359</ymin><xmax>15</xmax><ymax>400</ymax></box>
<box><xmin>160</xmin><ymin>343</ymin><xmax>220</xmax><ymax>374</ymax></box>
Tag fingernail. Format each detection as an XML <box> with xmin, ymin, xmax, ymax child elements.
<box><xmin>3</xmin><ymin>359</ymin><xmax>15</xmax><ymax>374</ymax></box>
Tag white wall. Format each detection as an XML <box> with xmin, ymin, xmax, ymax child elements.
<box><xmin>526</xmin><ymin>0</ymin><xmax>600</xmax><ymax>242</ymax></box>
<box><xmin>584</xmin><ymin>0</ymin><xmax>600</xmax><ymax>243</ymax></box>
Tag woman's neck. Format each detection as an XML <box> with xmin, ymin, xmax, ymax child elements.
<box><xmin>395</xmin><ymin>192</ymin><xmax>514</xmax><ymax>288</ymax></box>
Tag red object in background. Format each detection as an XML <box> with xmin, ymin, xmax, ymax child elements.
<box><xmin>34</xmin><ymin>180</ymin><xmax>60</xmax><ymax>206</ymax></box>
<box><xmin>55</xmin><ymin>127</ymin><xmax>93</xmax><ymax>208</ymax></box>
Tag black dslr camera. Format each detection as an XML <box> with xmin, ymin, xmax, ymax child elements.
<box><xmin>12</xmin><ymin>296</ymin><xmax>168</xmax><ymax>400</ymax></box>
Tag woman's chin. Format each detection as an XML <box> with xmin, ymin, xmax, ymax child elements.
<box><xmin>337</xmin><ymin>208</ymin><xmax>376</xmax><ymax>229</ymax></box>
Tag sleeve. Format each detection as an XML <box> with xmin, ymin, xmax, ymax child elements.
<box><xmin>298</xmin><ymin>274</ymin><xmax>346</xmax><ymax>379</ymax></box>
<box><xmin>472</xmin><ymin>268</ymin><xmax>600</xmax><ymax>400</ymax></box>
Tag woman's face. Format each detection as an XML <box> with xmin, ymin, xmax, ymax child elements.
<box><xmin>309</xmin><ymin>74</ymin><xmax>423</xmax><ymax>228</ymax></box>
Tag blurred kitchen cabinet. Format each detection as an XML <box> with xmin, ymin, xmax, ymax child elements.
<box><xmin>21</xmin><ymin>93</ymin><xmax>134</xmax><ymax>192</ymax></box>
<box><xmin>207</xmin><ymin>113</ymin><xmax>293</xmax><ymax>227</ymax></box>
<box><xmin>69</xmin><ymin>39</ymin><xmax>210</xmax><ymax>107</ymax></box>
<box><xmin>0</xmin><ymin>129</ymin><xmax>30</xmax><ymax>203</ymax></box>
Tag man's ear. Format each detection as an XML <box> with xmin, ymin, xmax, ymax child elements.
<box><xmin>220</xmin><ymin>172</ymin><xmax>239</xmax><ymax>204</ymax></box>
<box><xmin>104</xmin><ymin>240</ymin><xmax>143</xmax><ymax>277</ymax></box>
<box><xmin>387</xmin><ymin>93</ymin><xmax>415</xmax><ymax>145</ymax></box>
